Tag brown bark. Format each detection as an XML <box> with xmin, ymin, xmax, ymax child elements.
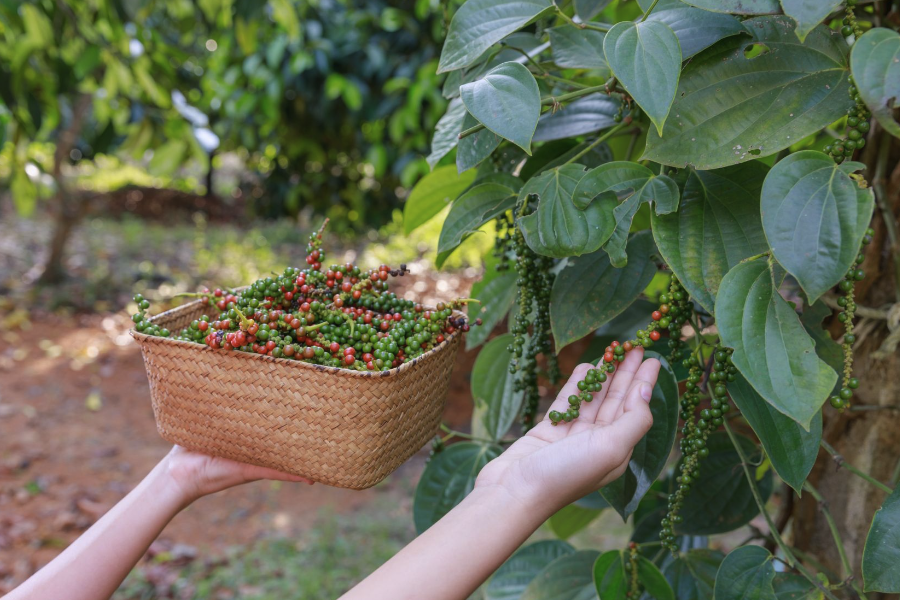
<box><xmin>36</xmin><ymin>93</ymin><xmax>92</xmax><ymax>285</ymax></box>
<box><xmin>791</xmin><ymin>133</ymin><xmax>900</xmax><ymax>596</ymax></box>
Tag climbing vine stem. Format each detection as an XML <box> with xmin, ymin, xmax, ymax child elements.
<box><xmin>724</xmin><ymin>421</ymin><xmax>841</xmax><ymax>600</ymax></box>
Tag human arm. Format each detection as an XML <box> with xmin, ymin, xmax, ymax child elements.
<box><xmin>5</xmin><ymin>446</ymin><xmax>311</xmax><ymax>600</ymax></box>
<box><xmin>342</xmin><ymin>348</ymin><xmax>660</xmax><ymax>600</ymax></box>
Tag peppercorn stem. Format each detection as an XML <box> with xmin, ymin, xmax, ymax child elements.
<box><xmin>563</xmin><ymin>121</ymin><xmax>630</xmax><ymax>165</ymax></box>
<box><xmin>232</xmin><ymin>306</ymin><xmax>254</xmax><ymax>330</ymax></box>
<box><xmin>820</xmin><ymin>440</ymin><xmax>894</xmax><ymax>494</ymax></box>
<box><xmin>724</xmin><ymin>421</ymin><xmax>841</xmax><ymax>600</ymax></box>
<box><xmin>802</xmin><ymin>481</ymin><xmax>868</xmax><ymax>600</ymax></box>
<box><xmin>553</xmin><ymin>5</ymin><xmax>611</xmax><ymax>32</ymax></box>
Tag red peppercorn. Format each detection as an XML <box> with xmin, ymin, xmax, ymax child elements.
<box><xmin>604</xmin><ymin>351</ymin><xmax>615</xmax><ymax>363</ymax></box>
<box><xmin>649</xmin><ymin>330</ymin><xmax>661</xmax><ymax>341</ymax></box>
<box><xmin>330</xmin><ymin>342</ymin><xmax>340</xmax><ymax>353</ymax></box>
<box><xmin>651</xmin><ymin>311</ymin><xmax>662</xmax><ymax>321</ymax></box>
<box><xmin>623</xmin><ymin>341</ymin><xmax>633</xmax><ymax>352</ymax></box>
<box><xmin>344</xmin><ymin>355</ymin><xmax>355</xmax><ymax>366</ymax></box>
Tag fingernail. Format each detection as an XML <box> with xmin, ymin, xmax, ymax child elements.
<box><xmin>640</xmin><ymin>383</ymin><xmax>652</xmax><ymax>402</ymax></box>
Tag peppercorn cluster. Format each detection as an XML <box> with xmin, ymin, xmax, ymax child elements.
<box><xmin>625</xmin><ymin>543</ymin><xmax>641</xmax><ymax>600</ymax></box>
<box><xmin>830</xmin><ymin>227</ymin><xmax>874</xmax><ymax>410</ymax></box>
<box><xmin>509</xmin><ymin>194</ymin><xmax>560</xmax><ymax>430</ymax></box>
<box><xmin>131</xmin><ymin>220</ymin><xmax>474</xmax><ymax>372</ymax></box>
<box><xmin>823</xmin><ymin>78</ymin><xmax>870</xmax><ymax>165</ymax></box>
<box><xmin>547</xmin><ymin>276</ymin><xmax>692</xmax><ymax>427</ymax></box>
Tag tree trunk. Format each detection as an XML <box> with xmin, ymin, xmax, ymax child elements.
<box><xmin>36</xmin><ymin>93</ymin><xmax>92</xmax><ymax>286</ymax></box>
<box><xmin>791</xmin><ymin>133</ymin><xmax>900</xmax><ymax>595</ymax></box>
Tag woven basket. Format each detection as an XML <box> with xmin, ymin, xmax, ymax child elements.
<box><xmin>131</xmin><ymin>298</ymin><xmax>462</xmax><ymax>489</ymax></box>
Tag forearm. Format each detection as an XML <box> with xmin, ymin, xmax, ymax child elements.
<box><xmin>341</xmin><ymin>485</ymin><xmax>550</xmax><ymax>600</ymax></box>
<box><xmin>7</xmin><ymin>455</ymin><xmax>189</xmax><ymax>600</ymax></box>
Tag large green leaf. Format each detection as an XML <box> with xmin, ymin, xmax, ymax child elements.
<box><xmin>522</xmin><ymin>550</ymin><xmax>600</xmax><ymax>600</ymax></box>
<box><xmin>518</xmin><ymin>164</ymin><xmax>618</xmax><ymax>258</ymax></box>
<box><xmin>601</xmin><ymin>352</ymin><xmax>678</xmax><ymax>519</ymax></box>
<box><xmin>427</xmin><ymin>97</ymin><xmax>466</xmax><ymax>169</ymax></box>
<box><xmin>437</xmin><ymin>183</ymin><xmax>516</xmax><ymax>256</ymax></box>
<box><xmin>413</xmin><ymin>442</ymin><xmax>502</xmax><ymax>534</ymax></box>
<box><xmin>594</xmin><ymin>550</ymin><xmax>675</xmax><ymax>600</ymax></box>
<box><xmin>460</xmin><ymin>61</ymin><xmax>540</xmax><ymax>154</ymax></box>
<box><xmin>471</xmin><ymin>334</ymin><xmax>524</xmax><ymax>441</ymax></box>
<box><xmin>729</xmin><ymin>373</ymin><xmax>821</xmax><ymax>493</ymax></box>
<box><xmin>572</xmin><ymin>161</ymin><xmax>657</xmax><ymax>209</ymax></box>
<box><xmin>640</xmin><ymin>0</ymin><xmax>745</xmax><ymax>59</ymax></box>
<box><xmin>713</xmin><ymin>546</ymin><xmax>776</xmax><ymax>600</ymax></box>
<box><xmin>550</xmin><ymin>230</ymin><xmax>657</xmax><ymax>352</ymax></box>
<box><xmin>800</xmin><ymin>301</ymin><xmax>843</xmax><ymax>395</ymax></box>
<box><xmin>863</xmin><ymin>484</ymin><xmax>900</xmax><ymax>592</ymax></box>
<box><xmin>761</xmin><ymin>151</ymin><xmax>875</xmax><ymax>304</ymax></box>
<box><xmin>549</xmin><ymin>503</ymin><xmax>604</xmax><ymax>540</ymax></box>
<box><xmin>603</xmin><ymin>20</ymin><xmax>681</xmax><ymax>136</ymax></box>
<box><xmin>715</xmin><ymin>260</ymin><xmax>838</xmax><ymax>429</ymax></box>
<box><xmin>681</xmin><ymin>0</ymin><xmax>780</xmax><ymax>14</ymax></box>
<box><xmin>533</xmin><ymin>94</ymin><xmax>621</xmax><ymax>142</ymax></box>
<box><xmin>651</xmin><ymin>163</ymin><xmax>769</xmax><ymax>314</ymax></box>
<box><xmin>663</xmin><ymin>550</ymin><xmax>724</xmax><ymax>600</ymax></box>
<box><xmin>773</xmin><ymin>573</ymin><xmax>822</xmax><ymax>600</ymax></box>
<box><xmin>604</xmin><ymin>174</ymin><xmax>679</xmax><ymax>267</ymax></box>
<box><xmin>404</xmin><ymin>166</ymin><xmax>477</xmax><ymax>235</ymax></box>
<box><xmin>780</xmin><ymin>0</ymin><xmax>842</xmax><ymax>43</ymax></box>
<box><xmin>643</xmin><ymin>16</ymin><xmax>854</xmax><ymax>169</ymax></box>
<box><xmin>487</xmin><ymin>541</ymin><xmax>576</xmax><ymax>600</ymax></box>
<box><xmin>575</xmin><ymin>0</ymin><xmax>612</xmax><ymax>20</ymax></box>
<box><xmin>458</xmin><ymin>110</ymin><xmax>502</xmax><ymax>173</ymax></box>
<box><xmin>549</xmin><ymin>26</ymin><xmax>607</xmax><ymax>70</ymax></box>
<box><xmin>438</xmin><ymin>0</ymin><xmax>553</xmax><ymax>73</ymax></box>
<box><xmin>467</xmin><ymin>269</ymin><xmax>519</xmax><ymax>350</ymax></box>
<box><xmin>850</xmin><ymin>28</ymin><xmax>900</xmax><ymax>139</ymax></box>
<box><xmin>677</xmin><ymin>432</ymin><xmax>773</xmax><ymax>535</ymax></box>
<box><xmin>573</xmin><ymin>161</ymin><xmax>678</xmax><ymax>266</ymax></box>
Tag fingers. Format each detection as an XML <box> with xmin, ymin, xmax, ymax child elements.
<box><xmin>592</xmin><ymin>374</ymin><xmax>656</xmax><ymax>461</ymax></box>
<box><xmin>595</xmin><ymin>348</ymin><xmax>644</xmax><ymax>425</ymax></box>
<box><xmin>245</xmin><ymin>464</ymin><xmax>314</xmax><ymax>485</ymax></box>
<box><xmin>542</xmin><ymin>362</ymin><xmax>595</xmax><ymax>423</ymax></box>
<box><xmin>606</xmin><ymin>357</ymin><xmax>661</xmax><ymax>423</ymax></box>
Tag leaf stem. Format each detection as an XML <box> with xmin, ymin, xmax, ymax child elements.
<box><xmin>820</xmin><ymin>440</ymin><xmax>894</xmax><ymax>494</ymax></box>
<box><xmin>724</xmin><ymin>421</ymin><xmax>842</xmax><ymax>600</ymax></box>
<box><xmin>553</xmin><ymin>4</ymin><xmax>611</xmax><ymax>32</ymax></box>
<box><xmin>803</xmin><ymin>481</ymin><xmax>868</xmax><ymax>600</ymax></box>
<box><xmin>439</xmin><ymin>423</ymin><xmax>511</xmax><ymax>445</ymax></box>
<box><xmin>458</xmin><ymin>81</ymin><xmax>614</xmax><ymax>140</ymax></box>
<box><xmin>563</xmin><ymin>121</ymin><xmax>630</xmax><ymax>165</ymax></box>
<box><xmin>873</xmin><ymin>132</ymin><xmax>900</xmax><ymax>302</ymax></box>
<box><xmin>739</xmin><ymin>251</ymin><xmax>770</xmax><ymax>264</ymax></box>
<box><xmin>640</xmin><ymin>0</ymin><xmax>661</xmax><ymax>21</ymax></box>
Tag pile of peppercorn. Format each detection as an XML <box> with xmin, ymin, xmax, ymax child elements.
<box><xmin>131</xmin><ymin>220</ymin><xmax>477</xmax><ymax>372</ymax></box>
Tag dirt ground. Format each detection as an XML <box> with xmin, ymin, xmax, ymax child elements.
<box><xmin>0</xmin><ymin>287</ymin><xmax>483</xmax><ymax>594</ymax></box>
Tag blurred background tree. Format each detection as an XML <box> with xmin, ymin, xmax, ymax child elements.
<box><xmin>0</xmin><ymin>0</ymin><xmax>448</xmax><ymax>285</ymax></box>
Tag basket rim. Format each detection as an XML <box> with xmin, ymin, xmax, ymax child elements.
<box><xmin>130</xmin><ymin>296</ymin><xmax>465</xmax><ymax>379</ymax></box>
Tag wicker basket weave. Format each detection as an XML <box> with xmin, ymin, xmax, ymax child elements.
<box><xmin>131</xmin><ymin>298</ymin><xmax>462</xmax><ymax>489</ymax></box>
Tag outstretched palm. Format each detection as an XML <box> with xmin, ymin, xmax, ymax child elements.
<box><xmin>476</xmin><ymin>349</ymin><xmax>660</xmax><ymax>511</ymax></box>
